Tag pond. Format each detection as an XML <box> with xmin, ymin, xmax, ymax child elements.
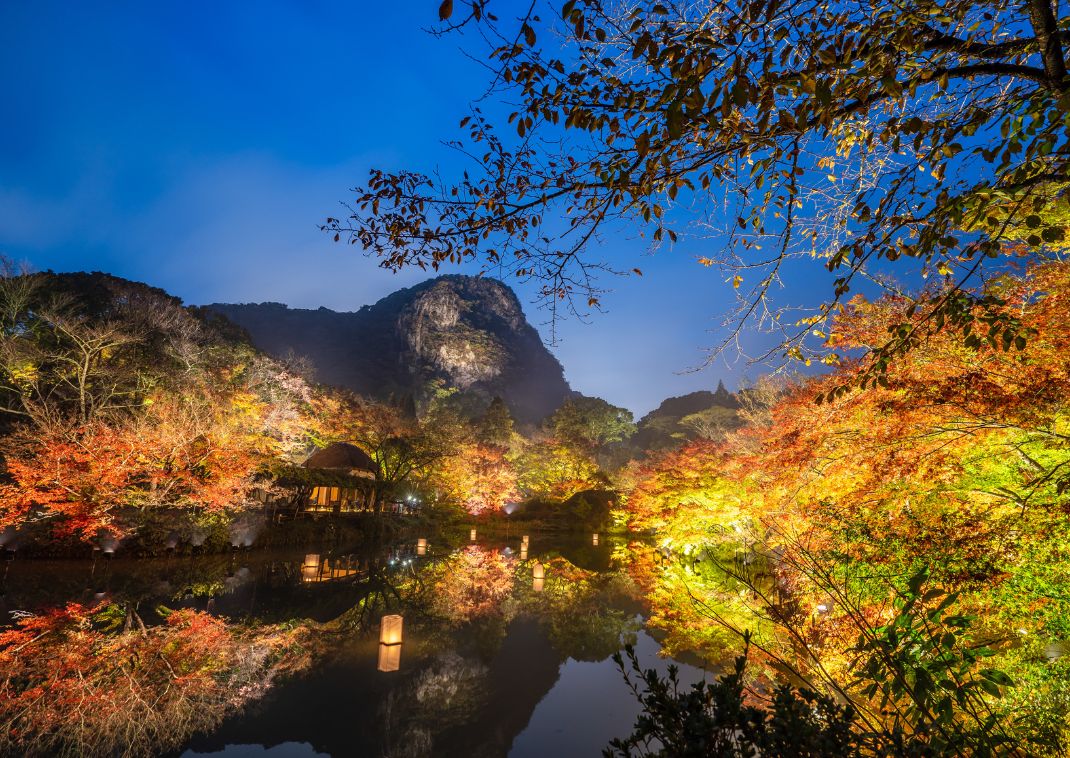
<box><xmin>0</xmin><ymin>533</ymin><xmax>713</xmax><ymax>757</ymax></box>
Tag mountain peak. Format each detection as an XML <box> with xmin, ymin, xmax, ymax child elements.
<box><xmin>207</xmin><ymin>275</ymin><xmax>570</xmax><ymax>423</ymax></box>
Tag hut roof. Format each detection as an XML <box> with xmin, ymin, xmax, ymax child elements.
<box><xmin>303</xmin><ymin>442</ymin><xmax>377</xmax><ymax>478</ymax></box>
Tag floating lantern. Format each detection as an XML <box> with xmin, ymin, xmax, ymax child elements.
<box><xmin>416</xmin><ymin>538</ymin><xmax>428</xmax><ymax>556</ymax></box>
<box><xmin>470</xmin><ymin>529</ymin><xmax>477</xmax><ymax>542</ymax></box>
<box><xmin>532</xmin><ymin>561</ymin><xmax>545</xmax><ymax>580</ymax></box>
<box><xmin>592</xmin><ymin>533</ymin><xmax>600</xmax><ymax>546</ymax></box>
<box><xmin>378</xmin><ymin>642</ymin><xmax>401</xmax><ymax>672</ymax></box>
<box><xmin>519</xmin><ymin>545</ymin><xmax>528</xmax><ymax>560</ymax></box>
<box><xmin>379</xmin><ymin>614</ymin><xmax>404</xmax><ymax>645</ymax></box>
<box><xmin>300</xmin><ymin>554</ymin><xmax>321</xmax><ymax>582</ymax></box>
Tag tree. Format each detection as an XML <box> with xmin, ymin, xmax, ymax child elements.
<box><xmin>327</xmin><ymin>0</ymin><xmax>1068</xmax><ymax>380</ymax></box>
<box><xmin>515</xmin><ymin>438</ymin><xmax>604</xmax><ymax>500</ymax></box>
<box><xmin>547</xmin><ymin>396</ymin><xmax>636</xmax><ymax>452</ymax></box>
<box><xmin>431</xmin><ymin>440</ymin><xmax>520</xmax><ymax>515</ymax></box>
<box><xmin>477</xmin><ymin>396</ymin><xmax>516</xmax><ymax>448</ymax></box>
<box><xmin>0</xmin><ymin>602</ymin><xmax>309</xmax><ymax>756</ymax></box>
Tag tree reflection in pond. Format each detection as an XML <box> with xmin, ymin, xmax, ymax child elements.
<box><xmin>0</xmin><ymin>537</ymin><xmax>711</xmax><ymax>757</ymax></box>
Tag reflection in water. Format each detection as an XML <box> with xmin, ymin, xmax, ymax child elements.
<box><xmin>532</xmin><ymin>560</ymin><xmax>545</xmax><ymax>593</ymax></box>
<box><xmin>377</xmin><ymin>642</ymin><xmax>402</xmax><ymax>673</ymax></box>
<box><xmin>2</xmin><ymin>535</ymin><xmax>713</xmax><ymax>757</ymax></box>
<box><xmin>470</xmin><ymin>529</ymin><xmax>477</xmax><ymax>542</ymax></box>
<box><xmin>593</xmin><ymin>532</ymin><xmax>599</xmax><ymax>546</ymax></box>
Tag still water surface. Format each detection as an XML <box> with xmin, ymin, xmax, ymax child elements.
<box><xmin>2</xmin><ymin>534</ymin><xmax>710</xmax><ymax>757</ymax></box>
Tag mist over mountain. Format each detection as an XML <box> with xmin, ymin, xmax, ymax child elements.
<box><xmin>207</xmin><ymin>275</ymin><xmax>572</xmax><ymax>424</ymax></box>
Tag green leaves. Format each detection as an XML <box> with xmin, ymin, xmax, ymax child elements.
<box><xmin>846</xmin><ymin>568</ymin><xmax>1018</xmax><ymax>752</ymax></box>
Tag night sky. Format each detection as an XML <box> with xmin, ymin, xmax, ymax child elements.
<box><xmin>0</xmin><ymin>2</ymin><xmax>850</xmax><ymax>415</ymax></box>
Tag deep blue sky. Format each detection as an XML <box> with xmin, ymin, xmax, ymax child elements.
<box><xmin>0</xmin><ymin>2</ymin><xmax>838</xmax><ymax>415</ymax></box>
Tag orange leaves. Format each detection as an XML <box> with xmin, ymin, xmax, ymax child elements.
<box><xmin>0</xmin><ymin>388</ymin><xmax>265</xmax><ymax>539</ymax></box>
<box><xmin>0</xmin><ymin>424</ymin><xmax>141</xmax><ymax>539</ymax></box>
<box><xmin>0</xmin><ymin>603</ymin><xmax>308</xmax><ymax>756</ymax></box>
<box><xmin>426</xmin><ymin>438</ymin><xmax>521</xmax><ymax>516</ymax></box>
<box><xmin>627</xmin><ymin>259</ymin><xmax>1070</xmax><ymax>580</ymax></box>
<box><xmin>433</xmin><ymin>546</ymin><xmax>515</xmax><ymax>622</ymax></box>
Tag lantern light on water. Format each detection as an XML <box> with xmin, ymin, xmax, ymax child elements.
<box><xmin>379</xmin><ymin>614</ymin><xmax>404</xmax><ymax>645</ymax></box>
<box><xmin>470</xmin><ymin>529</ymin><xmax>477</xmax><ymax>542</ymax></box>
<box><xmin>521</xmin><ymin>535</ymin><xmax>529</xmax><ymax>545</ymax></box>
<box><xmin>416</xmin><ymin>538</ymin><xmax>428</xmax><ymax>556</ymax></box>
<box><xmin>519</xmin><ymin>545</ymin><xmax>528</xmax><ymax>560</ymax></box>
<box><xmin>378</xmin><ymin>643</ymin><xmax>401</xmax><ymax>672</ymax></box>
<box><xmin>592</xmin><ymin>533</ymin><xmax>600</xmax><ymax>546</ymax></box>
<box><xmin>378</xmin><ymin>614</ymin><xmax>404</xmax><ymax>672</ymax></box>
<box><xmin>533</xmin><ymin>577</ymin><xmax>544</xmax><ymax>592</ymax></box>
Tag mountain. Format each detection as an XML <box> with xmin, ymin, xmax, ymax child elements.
<box><xmin>631</xmin><ymin>382</ymin><xmax>742</xmax><ymax>453</ymax></box>
<box><xmin>206</xmin><ymin>275</ymin><xmax>571</xmax><ymax>424</ymax></box>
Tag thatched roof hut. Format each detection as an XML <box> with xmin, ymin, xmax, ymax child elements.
<box><xmin>304</xmin><ymin>442</ymin><xmax>378</xmax><ymax>479</ymax></box>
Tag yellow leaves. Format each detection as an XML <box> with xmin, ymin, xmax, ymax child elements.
<box><xmin>732</xmin><ymin>275</ymin><xmax>743</xmax><ymax>289</ymax></box>
<box><xmin>698</xmin><ymin>257</ymin><xmax>714</xmax><ymax>267</ymax></box>
<box><xmin>8</xmin><ymin>361</ymin><xmax>39</xmax><ymax>386</ymax></box>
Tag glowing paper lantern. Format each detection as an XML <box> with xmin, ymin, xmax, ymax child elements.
<box><xmin>519</xmin><ymin>545</ymin><xmax>528</xmax><ymax>560</ymax></box>
<box><xmin>532</xmin><ymin>561</ymin><xmax>545</xmax><ymax>580</ymax></box>
<box><xmin>379</xmin><ymin>614</ymin><xmax>404</xmax><ymax>645</ymax></box>
<box><xmin>592</xmin><ymin>533</ymin><xmax>600</xmax><ymax>546</ymax></box>
<box><xmin>416</xmin><ymin>538</ymin><xmax>428</xmax><ymax>556</ymax></box>
<box><xmin>470</xmin><ymin>529</ymin><xmax>477</xmax><ymax>541</ymax></box>
<box><xmin>532</xmin><ymin>577</ymin><xmax>544</xmax><ymax>592</ymax></box>
<box><xmin>378</xmin><ymin>643</ymin><xmax>401</xmax><ymax>672</ymax></box>
<box><xmin>521</xmin><ymin>534</ymin><xmax>529</xmax><ymax>545</ymax></box>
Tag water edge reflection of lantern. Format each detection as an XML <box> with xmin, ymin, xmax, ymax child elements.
<box><xmin>378</xmin><ymin>642</ymin><xmax>401</xmax><ymax>672</ymax></box>
<box><xmin>519</xmin><ymin>544</ymin><xmax>528</xmax><ymax>560</ymax></box>
<box><xmin>470</xmin><ymin>528</ymin><xmax>477</xmax><ymax>541</ymax></box>
<box><xmin>592</xmin><ymin>533</ymin><xmax>600</xmax><ymax>546</ymax></box>
<box><xmin>532</xmin><ymin>560</ymin><xmax>545</xmax><ymax>591</ymax></box>
<box><xmin>417</xmin><ymin>538</ymin><xmax>428</xmax><ymax>556</ymax></box>
<box><xmin>521</xmin><ymin>534</ymin><xmax>529</xmax><ymax>545</ymax></box>
<box><xmin>378</xmin><ymin>614</ymin><xmax>404</xmax><ymax>672</ymax></box>
<box><xmin>301</xmin><ymin>553</ymin><xmax>322</xmax><ymax>583</ymax></box>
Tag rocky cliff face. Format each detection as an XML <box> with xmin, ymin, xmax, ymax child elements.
<box><xmin>207</xmin><ymin>276</ymin><xmax>571</xmax><ymax>424</ymax></box>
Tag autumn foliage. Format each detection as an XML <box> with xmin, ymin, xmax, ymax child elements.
<box><xmin>0</xmin><ymin>603</ymin><xmax>309</xmax><ymax>757</ymax></box>
<box><xmin>620</xmin><ymin>260</ymin><xmax>1070</xmax><ymax>748</ymax></box>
